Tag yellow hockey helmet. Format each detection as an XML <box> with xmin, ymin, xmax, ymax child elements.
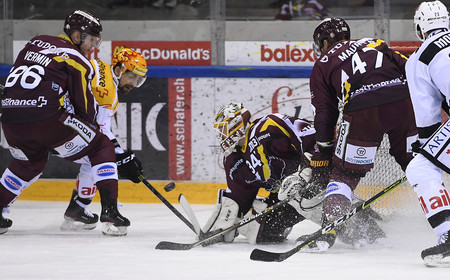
<box><xmin>112</xmin><ymin>48</ymin><xmax>148</xmax><ymax>87</ymax></box>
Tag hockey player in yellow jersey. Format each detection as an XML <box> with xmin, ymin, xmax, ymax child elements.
<box><xmin>61</xmin><ymin>48</ymin><xmax>148</xmax><ymax>235</ymax></box>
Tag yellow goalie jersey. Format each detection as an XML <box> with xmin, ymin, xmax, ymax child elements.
<box><xmin>90</xmin><ymin>59</ymin><xmax>123</xmax><ymax>153</ymax></box>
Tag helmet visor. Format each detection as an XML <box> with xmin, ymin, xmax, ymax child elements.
<box><xmin>83</xmin><ymin>33</ymin><xmax>102</xmax><ymax>49</ymax></box>
<box><xmin>123</xmin><ymin>71</ymin><xmax>147</xmax><ymax>88</ymax></box>
<box><xmin>313</xmin><ymin>41</ymin><xmax>322</xmax><ymax>57</ymax></box>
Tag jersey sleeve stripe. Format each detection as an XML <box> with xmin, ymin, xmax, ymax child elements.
<box><xmin>53</xmin><ymin>56</ymin><xmax>89</xmax><ymax>113</ymax></box>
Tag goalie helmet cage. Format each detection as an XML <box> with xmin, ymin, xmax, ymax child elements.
<box><xmin>338</xmin><ymin>104</ymin><xmax>450</xmax><ymax>217</ymax></box>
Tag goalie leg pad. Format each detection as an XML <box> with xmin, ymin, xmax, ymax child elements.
<box><xmin>238</xmin><ymin>199</ymin><xmax>268</xmax><ymax>244</ymax></box>
<box><xmin>202</xmin><ymin>190</ymin><xmax>239</xmax><ymax>242</ymax></box>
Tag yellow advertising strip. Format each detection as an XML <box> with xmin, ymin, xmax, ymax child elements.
<box><xmin>18</xmin><ymin>180</ymin><xmax>270</xmax><ymax>204</ymax></box>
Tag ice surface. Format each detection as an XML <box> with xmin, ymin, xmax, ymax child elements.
<box><xmin>0</xmin><ymin>200</ymin><xmax>449</xmax><ymax>279</ymax></box>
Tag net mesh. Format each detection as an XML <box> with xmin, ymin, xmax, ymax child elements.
<box><xmin>354</xmin><ymin>110</ymin><xmax>450</xmax><ymax>217</ymax></box>
<box><xmin>354</xmin><ymin>135</ymin><xmax>416</xmax><ymax>216</ymax></box>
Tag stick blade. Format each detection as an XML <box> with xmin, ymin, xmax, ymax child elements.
<box><xmin>155</xmin><ymin>241</ymin><xmax>194</xmax><ymax>250</ymax></box>
<box><xmin>178</xmin><ymin>194</ymin><xmax>202</xmax><ymax>236</ymax></box>
<box><xmin>250</xmin><ymin>249</ymin><xmax>284</xmax><ymax>262</ymax></box>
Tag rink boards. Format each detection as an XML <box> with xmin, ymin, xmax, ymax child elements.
<box><xmin>17</xmin><ymin>180</ymin><xmax>270</xmax><ymax>204</ymax></box>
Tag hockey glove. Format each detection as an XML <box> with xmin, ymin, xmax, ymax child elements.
<box><xmin>307</xmin><ymin>148</ymin><xmax>333</xmax><ymax>197</ymax></box>
<box><xmin>263</xmin><ymin>178</ymin><xmax>282</xmax><ymax>193</ymax></box>
<box><xmin>116</xmin><ymin>150</ymin><xmax>144</xmax><ymax>183</ymax></box>
<box><xmin>411</xmin><ymin>139</ymin><xmax>423</xmax><ymax>157</ymax></box>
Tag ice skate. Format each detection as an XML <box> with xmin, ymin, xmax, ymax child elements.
<box><xmin>421</xmin><ymin>230</ymin><xmax>450</xmax><ymax>267</ymax></box>
<box><xmin>61</xmin><ymin>190</ymin><xmax>98</xmax><ymax>231</ymax></box>
<box><xmin>100</xmin><ymin>201</ymin><xmax>130</xmax><ymax>236</ymax></box>
<box><xmin>296</xmin><ymin>230</ymin><xmax>337</xmax><ymax>252</ymax></box>
<box><xmin>0</xmin><ymin>208</ymin><xmax>12</xmax><ymax>235</ymax></box>
<box><xmin>338</xmin><ymin>215</ymin><xmax>387</xmax><ymax>248</ymax></box>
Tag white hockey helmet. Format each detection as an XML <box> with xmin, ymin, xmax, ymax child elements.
<box><xmin>213</xmin><ymin>103</ymin><xmax>251</xmax><ymax>156</ymax></box>
<box><xmin>414</xmin><ymin>1</ymin><xmax>449</xmax><ymax>41</ymax></box>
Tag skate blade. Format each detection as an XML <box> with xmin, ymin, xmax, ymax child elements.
<box><xmin>102</xmin><ymin>222</ymin><xmax>128</xmax><ymax>236</ymax></box>
<box><xmin>0</xmin><ymin>228</ymin><xmax>8</xmax><ymax>235</ymax></box>
<box><xmin>61</xmin><ymin>218</ymin><xmax>97</xmax><ymax>231</ymax></box>
<box><xmin>423</xmin><ymin>254</ymin><xmax>450</xmax><ymax>267</ymax></box>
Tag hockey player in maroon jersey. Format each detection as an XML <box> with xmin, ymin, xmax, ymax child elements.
<box><xmin>202</xmin><ymin>103</ymin><xmax>384</xmax><ymax>246</ymax></box>
<box><xmin>0</xmin><ymin>10</ymin><xmax>130</xmax><ymax>235</ymax></box>
<box><xmin>405</xmin><ymin>0</ymin><xmax>450</xmax><ymax>266</ymax></box>
<box><xmin>300</xmin><ymin>18</ymin><xmax>417</xmax><ymax>250</ymax></box>
<box><xmin>201</xmin><ymin>103</ymin><xmax>316</xmax><ymax>244</ymax></box>
<box><xmin>60</xmin><ymin>48</ymin><xmax>148</xmax><ymax>235</ymax></box>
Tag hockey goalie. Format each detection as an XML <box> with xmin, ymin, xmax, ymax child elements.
<box><xmin>202</xmin><ymin>102</ymin><xmax>385</xmax><ymax>250</ymax></box>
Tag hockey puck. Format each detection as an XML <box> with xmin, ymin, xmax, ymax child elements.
<box><xmin>164</xmin><ymin>182</ymin><xmax>176</xmax><ymax>192</ymax></box>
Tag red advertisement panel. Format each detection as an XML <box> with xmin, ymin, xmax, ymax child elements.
<box><xmin>390</xmin><ymin>41</ymin><xmax>421</xmax><ymax>57</ymax></box>
<box><xmin>168</xmin><ymin>78</ymin><xmax>192</xmax><ymax>180</ymax></box>
<box><xmin>112</xmin><ymin>41</ymin><xmax>211</xmax><ymax>65</ymax></box>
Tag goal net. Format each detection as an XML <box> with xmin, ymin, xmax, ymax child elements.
<box><xmin>354</xmin><ymin>134</ymin><xmax>416</xmax><ymax>216</ymax></box>
<box><xmin>354</xmin><ymin>110</ymin><xmax>450</xmax><ymax>217</ymax></box>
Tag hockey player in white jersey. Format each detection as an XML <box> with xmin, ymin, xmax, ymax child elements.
<box><xmin>61</xmin><ymin>48</ymin><xmax>148</xmax><ymax>235</ymax></box>
<box><xmin>405</xmin><ymin>0</ymin><xmax>450</xmax><ymax>266</ymax></box>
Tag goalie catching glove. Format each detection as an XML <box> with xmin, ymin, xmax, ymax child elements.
<box><xmin>116</xmin><ymin>150</ymin><xmax>144</xmax><ymax>183</ymax></box>
<box><xmin>278</xmin><ymin>167</ymin><xmax>312</xmax><ymax>200</ymax></box>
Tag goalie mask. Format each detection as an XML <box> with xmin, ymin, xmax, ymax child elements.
<box><xmin>213</xmin><ymin>103</ymin><xmax>252</xmax><ymax>156</ymax></box>
<box><xmin>414</xmin><ymin>1</ymin><xmax>449</xmax><ymax>41</ymax></box>
<box><xmin>312</xmin><ymin>17</ymin><xmax>350</xmax><ymax>57</ymax></box>
<box><xmin>112</xmin><ymin>48</ymin><xmax>148</xmax><ymax>88</ymax></box>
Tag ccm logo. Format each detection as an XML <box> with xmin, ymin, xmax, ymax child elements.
<box><xmin>419</xmin><ymin>189</ymin><xmax>450</xmax><ymax>214</ymax></box>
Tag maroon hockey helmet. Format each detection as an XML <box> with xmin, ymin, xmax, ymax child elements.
<box><xmin>313</xmin><ymin>17</ymin><xmax>350</xmax><ymax>56</ymax></box>
<box><xmin>64</xmin><ymin>10</ymin><xmax>102</xmax><ymax>37</ymax></box>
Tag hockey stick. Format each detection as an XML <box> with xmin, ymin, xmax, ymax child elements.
<box><xmin>138</xmin><ymin>175</ymin><xmax>197</xmax><ymax>234</ymax></box>
<box><xmin>155</xmin><ymin>194</ymin><xmax>298</xmax><ymax>250</ymax></box>
<box><xmin>178</xmin><ymin>194</ymin><xmax>203</xmax><ymax>236</ymax></box>
<box><xmin>249</xmin><ymin>176</ymin><xmax>408</xmax><ymax>262</ymax></box>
